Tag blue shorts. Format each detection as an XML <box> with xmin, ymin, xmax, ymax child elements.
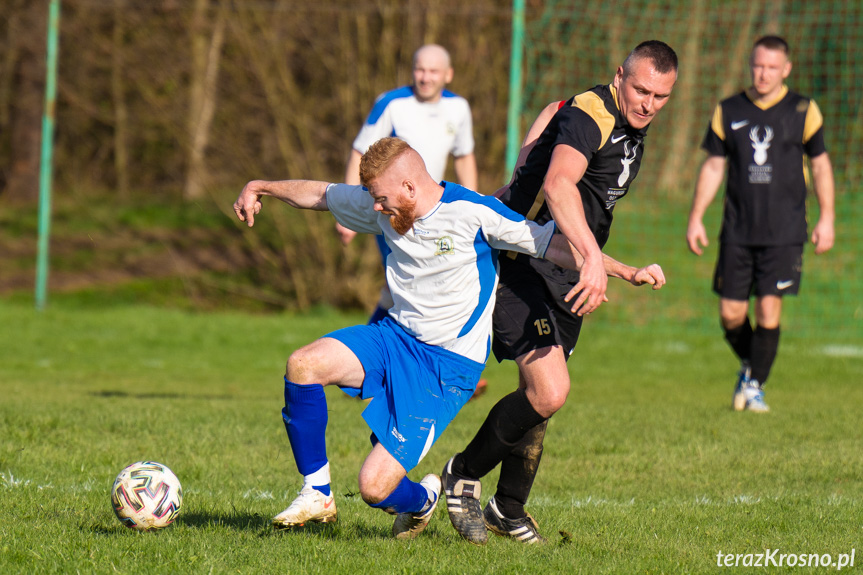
<box><xmin>326</xmin><ymin>317</ymin><xmax>483</xmax><ymax>472</ymax></box>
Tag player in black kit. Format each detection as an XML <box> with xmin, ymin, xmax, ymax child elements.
<box><xmin>686</xmin><ymin>35</ymin><xmax>835</xmax><ymax>413</ymax></box>
<box><xmin>442</xmin><ymin>40</ymin><xmax>678</xmax><ymax>544</ymax></box>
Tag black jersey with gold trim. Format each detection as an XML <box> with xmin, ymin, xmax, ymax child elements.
<box><xmin>702</xmin><ymin>86</ymin><xmax>827</xmax><ymax>246</ymax></box>
<box><xmin>499</xmin><ymin>83</ymin><xmax>649</xmax><ymax>252</ymax></box>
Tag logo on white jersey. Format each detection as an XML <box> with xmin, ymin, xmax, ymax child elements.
<box><xmin>731</xmin><ymin>120</ymin><xmax>750</xmax><ymax>130</ymax></box>
<box><xmin>618</xmin><ymin>139</ymin><xmax>640</xmax><ymax>187</ymax></box>
<box><xmin>749</xmin><ymin>125</ymin><xmax>773</xmax><ymax>166</ymax></box>
<box><xmin>435</xmin><ymin>236</ymin><xmax>455</xmax><ymax>255</ymax></box>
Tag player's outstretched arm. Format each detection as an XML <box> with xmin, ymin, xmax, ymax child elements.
<box><xmin>809</xmin><ymin>152</ymin><xmax>835</xmax><ymax>255</ymax></box>
<box><xmin>334</xmin><ymin>150</ymin><xmax>364</xmax><ymax>244</ymax></box>
<box><xmin>544</xmin><ymin>236</ymin><xmax>665</xmax><ymax>315</ymax></box>
<box><xmin>233</xmin><ymin>179</ymin><xmax>330</xmax><ymax>227</ymax></box>
<box><xmin>560</xmin><ymin>260</ymin><xmax>665</xmax><ymax>315</ymax></box>
<box><xmin>686</xmin><ymin>155</ymin><xmax>726</xmax><ymax>255</ymax></box>
<box><xmin>601</xmin><ymin>254</ymin><xmax>666</xmax><ymax>289</ymax></box>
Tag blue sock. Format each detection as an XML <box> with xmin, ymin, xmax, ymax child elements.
<box><xmin>368</xmin><ymin>476</ymin><xmax>430</xmax><ymax>514</ymax></box>
<box><xmin>282</xmin><ymin>378</ymin><xmax>328</xmax><ymax>478</ymax></box>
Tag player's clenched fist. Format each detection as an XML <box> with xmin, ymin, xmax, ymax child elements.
<box><xmin>631</xmin><ymin>264</ymin><xmax>665</xmax><ymax>289</ymax></box>
<box><xmin>233</xmin><ymin>181</ymin><xmax>265</xmax><ymax>227</ymax></box>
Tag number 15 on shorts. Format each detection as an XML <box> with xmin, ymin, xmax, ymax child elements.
<box><xmin>534</xmin><ymin>318</ymin><xmax>551</xmax><ymax>335</ymax></box>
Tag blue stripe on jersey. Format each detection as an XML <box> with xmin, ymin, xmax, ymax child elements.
<box><xmin>440</xmin><ymin>182</ymin><xmax>526</xmax><ymax>223</ymax></box>
<box><xmin>375</xmin><ymin>233</ymin><xmax>391</xmax><ymax>266</ymax></box>
<box><xmin>365</xmin><ymin>86</ymin><xmax>414</xmax><ymax>125</ymax></box>
<box><xmin>457</xmin><ymin>228</ymin><xmax>497</xmax><ymax>339</ymax></box>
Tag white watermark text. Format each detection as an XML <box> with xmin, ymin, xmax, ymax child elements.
<box><xmin>716</xmin><ymin>549</ymin><xmax>855</xmax><ymax>570</ymax></box>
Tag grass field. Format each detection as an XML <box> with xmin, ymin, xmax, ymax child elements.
<box><xmin>1</xmin><ymin>300</ymin><xmax>861</xmax><ymax>574</ymax></box>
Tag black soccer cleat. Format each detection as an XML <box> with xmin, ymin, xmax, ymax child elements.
<box><xmin>483</xmin><ymin>497</ymin><xmax>547</xmax><ymax>544</ymax></box>
<box><xmin>442</xmin><ymin>455</ymin><xmax>488</xmax><ymax>545</ymax></box>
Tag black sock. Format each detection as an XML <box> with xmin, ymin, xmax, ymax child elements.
<box><xmin>750</xmin><ymin>325</ymin><xmax>780</xmax><ymax>385</ymax></box>
<box><xmin>453</xmin><ymin>388</ymin><xmax>546</xmax><ymax>480</ymax></box>
<box><xmin>723</xmin><ymin>319</ymin><xmax>753</xmax><ymax>364</ymax></box>
<box><xmin>494</xmin><ymin>420</ymin><xmax>548</xmax><ymax>518</ymax></box>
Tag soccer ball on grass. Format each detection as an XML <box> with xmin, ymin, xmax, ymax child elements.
<box><xmin>111</xmin><ymin>461</ymin><xmax>183</xmax><ymax>530</ymax></box>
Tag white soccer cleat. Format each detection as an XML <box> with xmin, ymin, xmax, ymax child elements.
<box><xmin>392</xmin><ymin>474</ymin><xmax>441</xmax><ymax>540</ymax></box>
<box><xmin>742</xmin><ymin>381</ymin><xmax>770</xmax><ymax>413</ymax></box>
<box><xmin>732</xmin><ymin>363</ymin><xmax>752</xmax><ymax>411</ymax></box>
<box><xmin>272</xmin><ymin>486</ymin><xmax>338</xmax><ymax>529</ymax></box>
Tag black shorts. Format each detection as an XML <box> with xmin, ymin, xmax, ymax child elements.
<box><xmin>491</xmin><ymin>254</ymin><xmax>584</xmax><ymax>363</ymax></box>
<box><xmin>713</xmin><ymin>243</ymin><xmax>803</xmax><ymax>300</ymax></box>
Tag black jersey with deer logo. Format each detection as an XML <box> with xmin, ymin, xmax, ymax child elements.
<box><xmin>702</xmin><ymin>86</ymin><xmax>827</xmax><ymax>246</ymax></box>
<box><xmin>499</xmin><ymin>83</ymin><xmax>649</xmax><ymax>256</ymax></box>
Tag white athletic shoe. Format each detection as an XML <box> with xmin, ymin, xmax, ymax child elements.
<box><xmin>732</xmin><ymin>363</ymin><xmax>752</xmax><ymax>411</ymax></box>
<box><xmin>392</xmin><ymin>474</ymin><xmax>441</xmax><ymax>540</ymax></box>
<box><xmin>742</xmin><ymin>381</ymin><xmax>770</xmax><ymax>413</ymax></box>
<box><xmin>272</xmin><ymin>486</ymin><xmax>338</xmax><ymax>529</ymax></box>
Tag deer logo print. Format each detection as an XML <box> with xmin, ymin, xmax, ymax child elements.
<box><xmin>618</xmin><ymin>139</ymin><xmax>640</xmax><ymax>187</ymax></box>
<box><xmin>749</xmin><ymin>125</ymin><xmax>773</xmax><ymax>166</ymax></box>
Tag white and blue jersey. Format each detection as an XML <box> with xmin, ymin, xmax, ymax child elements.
<box><xmin>324</xmin><ymin>181</ymin><xmax>556</xmax><ymax>470</ymax></box>
<box><xmin>325</xmin><ymin>181</ymin><xmax>556</xmax><ymax>365</ymax></box>
<box><xmin>352</xmin><ymin>87</ymin><xmax>474</xmax><ymax>182</ymax></box>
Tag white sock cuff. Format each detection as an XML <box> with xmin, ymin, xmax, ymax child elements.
<box><xmin>303</xmin><ymin>462</ymin><xmax>331</xmax><ymax>487</ymax></box>
<box><xmin>423</xmin><ymin>483</ymin><xmax>435</xmax><ymax>503</ymax></box>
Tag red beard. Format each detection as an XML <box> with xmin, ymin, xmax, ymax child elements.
<box><xmin>387</xmin><ymin>200</ymin><xmax>417</xmax><ymax>235</ymax></box>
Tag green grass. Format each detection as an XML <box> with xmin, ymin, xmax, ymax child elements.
<box><xmin>601</xmin><ymin>191</ymin><xmax>863</xmax><ymax>342</ymax></box>
<box><xmin>1</xmin><ymin>301</ymin><xmax>861</xmax><ymax>574</ymax></box>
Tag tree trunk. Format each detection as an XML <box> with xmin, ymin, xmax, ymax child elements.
<box><xmin>718</xmin><ymin>0</ymin><xmax>760</xmax><ymax>100</ymax></box>
<box><xmin>5</xmin><ymin>1</ymin><xmax>47</xmax><ymax>202</ymax></box>
<box><xmin>184</xmin><ymin>0</ymin><xmax>227</xmax><ymax>201</ymax></box>
<box><xmin>657</xmin><ymin>0</ymin><xmax>706</xmax><ymax>194</ymax></box>
<box><xmin>112</xmin><ymin>0</ymin><xmax>130</xmax><ymax>199</ymax></box>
